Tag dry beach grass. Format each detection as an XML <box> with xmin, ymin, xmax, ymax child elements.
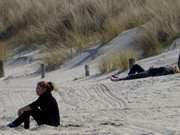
<box><xmin>0</xmin><ymin>0</ymin><xmax>180</xmax><ymax>70</ymax></box>
<box><xmin>98</xmin><ymin>49</ymin><xmax>137</xmax><ymax>73</ymax></box>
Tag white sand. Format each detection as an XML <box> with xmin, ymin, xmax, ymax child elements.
<box><xmin>1</xmin><ymin>29</ymin><xmax>180</xmax><ymax>134</ymax></box>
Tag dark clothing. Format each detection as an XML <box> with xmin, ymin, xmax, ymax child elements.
<box><xmin>128</xmin><ymin>64</ymin><xmax>145</xmax><ymax>75</ymax></box>
<box><xmin>29</xmin><ymin>92</ymin><xmax>60</xmax><ymax>126</ymax></box>
<box><xmin>148</xmin><ymin>67</ymin><xmax>175</xmax><ymax>76</ymax></box>
<box><xmin>112</xmin><ymin>64</ymin><xmax>176</xmax><ymax>81</ymax></box>
<box><xmin>11</xmin><ymin>92</ymin><xmax>60</xmax><ymax>129</ymax></box>
<box><xmin>125</xmin><ymin>71</ymin><xmax>150</xmax><ymax>80</ymax></box>
<box><xmin>11</xmin><ymin>108</ymin><xmax>50</xmax><ymax>129</ymax></box>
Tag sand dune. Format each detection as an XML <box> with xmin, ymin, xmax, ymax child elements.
<box><xmin>1</xmin><ymin>29</ymin><xmax>180</xmax><ymax>134</ymax></box>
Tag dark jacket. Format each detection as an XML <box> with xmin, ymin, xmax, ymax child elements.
<box><xmin>29</xmin><ymin>91</ymin><xmax>60</xmax><ymax>126</ymax></box>
<box><xmin>148</xmin><ymin>67</ymin><xmax>175</xmax><ymax>76</ymax></box>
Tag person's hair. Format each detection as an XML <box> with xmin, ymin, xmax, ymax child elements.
<box><xmin>174</xmin><ymin>66</ymin><xmax>180</xmax><ymax>73</ymax></box>
<box><xmin>37</xmin><ymin>81</ymin><xmax>56</xmax><ymax>92</ymax></box>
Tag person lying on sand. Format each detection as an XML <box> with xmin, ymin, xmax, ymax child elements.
<box><xmin>7</xmin><ymin>81</ymin><xmax>60</xmax><ymax>129</ymax></box>
<box><xmin>111</xmin><ymin>64</ymin><xmax>180</xmax><ymax>81</ymax></box>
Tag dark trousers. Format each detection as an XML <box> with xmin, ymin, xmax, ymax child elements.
<box><xmin>122</xmin><ymin>64</ymin><xmax>150</xmax><ymax>80</ymax></box>
<box><xmin>125</xmin><ymin>71</ymin><xmax>150</xmax><ymax>80</ymax></box>
<box><xmin>128</xmin><ymin>64</ymin><xmax>145</xmax><ymax>75</ymax></box>
<box><xmin>12</xmin><ymin>108</ymin><xmax>47</xmax><ymax>129</ymax></box>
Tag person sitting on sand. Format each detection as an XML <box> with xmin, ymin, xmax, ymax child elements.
<box><xmin>111</xmin><ymin>64</ymin><xmax>180</xmax><ymax>81</ymax></box>
<box><xmin>7</xmin><ymin>81</ymin><xmax>60</xmax><ymax>129</ymax></box>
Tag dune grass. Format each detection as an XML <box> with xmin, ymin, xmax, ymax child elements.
<box><xmin>1</xmin><ymin>0</ymin><xmax>180</xmax><ymax>68</ymax></box>
<box><xmin>0</xmin><ymin>0</ymin><xmax>151</xmax><ymax>47</ymax></box>
<box><xmin>42</xmin><ymin>46</ymin><xmax>71</xmax><ymax>71</ymax></box>
<box><xmin>98</xmin><ymin>49</ymin><xmax>137</xmax><ymax>73</ymax></box>
<box><xmin>0</xmin><ymin>42</ymin><xmax>7</xmax><ymax>61</ymax></box>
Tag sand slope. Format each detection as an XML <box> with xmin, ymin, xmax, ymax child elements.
<box><xmin>1</xmin><ymin>29</ymin><xmax>180</xmax><ymax>134</ymax></box>
<box><xmin>1</xmin><ymin>72</ymin><xmax>180</xmax><ymax>135</ymax></box>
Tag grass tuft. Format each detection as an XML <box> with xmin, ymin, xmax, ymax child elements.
<box><xmin>98</xmin><ymin>49</ymin><xmax>137</xmax><ymax>73</ymax></box>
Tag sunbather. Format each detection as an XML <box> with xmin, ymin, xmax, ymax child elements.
<box><xmin>111</xmin><ymin>64</ymin><xmax>180</xmax><ymax>81</ymax></box>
